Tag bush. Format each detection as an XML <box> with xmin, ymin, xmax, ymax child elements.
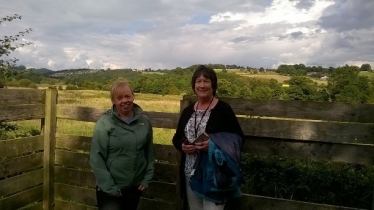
<box><xmin>19</xmin><ymin>79</ymin><xmax>32</xmax><ymax>87</ymax></box>
<box><xmin>0</xmin><ymin>120</ymin><xmax>17</xmax><ymax>140</ymax></box>
<box><xmin>6</xmin><ymin>80</ymin><xmax>19</xmax><ymax>87</ymax></box>
<box><xmin>0</xmin><ymin>79</ymin><xmax>5</xmax><ymax>88</ymax></box>
<box><xmin>241</xmin><ymin>154</ymin><xmax>374</xmax><ymax>209</ymax></box>
<box><xmin>65</xmin><ymin>85</ymin><xmax>78</xmax><ymax>90</ymax></box>
<box><xmin>58</xmin><ymin>85</ymin><xmax>63</xmax><ymax>90</ymax></box>
<box><xmin>28</xmin><ymin>83</ymin><xmax>37</xmax><ymax>89</ymax></box>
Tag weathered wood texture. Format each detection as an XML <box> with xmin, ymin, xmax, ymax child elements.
<box><xmin>138</xmin><ymin>198</ymin><xmax>175</xmax><ymax>210</ymax></box>
<box><xmin>183</xmin><ymin>95</ymin><xmax>374</xmax><ymax>123</ymax></box>
<box><xmin>55</xmin><ymin>167</ymin><xmax>95</xmax><ymax>188</ymax></box>
<box><xmin>0</xmin><ymin>185</ymin><xmax>43</xmax><ymax>210</ymax></box>
<box><xmin>54</xmin><ymin>184</ymin><xmax>175</xmax><ymax>210</ymax></box>
<box><xmin>22</xmin><ymin>202</ymin><xmax>43</xmax><ymax>210</ymax></box>
<box><xmin>55</xmin><ymin>150</ymin><xmax>90</xmax><ymax>169</ymax></box>
<box><xmin>0</xmin><ymin>104</ymin><xmax>44</xmax><ymax>121</ymax></box>
<box><xmin>243</xmin><ymin>136</ymin><xmax>374</xmax><ymax>165</ymax></box>
<box><xmin>56</xmin><ymin>134</ymin><xmax>92</xmax><ymax>151</ymax></box>
<box><xmin>55</xmin><ymin>151</ymin><xmax>177</xmax><ymax>182</ymax></box>
<box><xmin>55</xmin><ymin>167</ymin><xmax>175</xmax><ymax>203</ymax></box>
<box><xmin>0</xmin><ymin>169</ymin><xmax>43</xmax><ymax>197</ymax></box>
<box><xmin>56</xmin><ymin>134</ymin><xmax>178</xmax><ymax>164</ymax></box>
<box><xmin>57</xmin><ymin>106</ymin><xmax>374</xmax><ymax>145</ymax></box>
<box><xmin>57</xmin><ymin>105</ymin><xmax>179</xmax><ymax>128</ymax></box>
<box><xmin>240</xmin><ymin>193</ymin><xmax>364</xmax><ymax>210</ymax></box>
<box><xmin>55</xmin><ymin>198</ymin><xmax>174</xmax><ymax>210</ymax></box>
<box><xmin>238</xmin><ymin>118</ymin><xmax>374</xmax><ymax>144</ymax></box>
<box><xmin>54</xmin><ymin>183</ymin><xmax>175</xmax><ymax>209</ymax></box>
<box><xmin>0</xmin><ymin>152</ymin><xmax>43</xmax><ymax>178</ymax></box>
<box><xmin>55</xmin><ymin>199</ymin><xmax>97</xmax><ymax>210</ymax></box>
<box><xmin>0</xmin><ymin>89</ymin><xmax>44</xmax><ymax>105</ymax></box>
<box><xmin>43</xmin><ymin>89</ymin><xmax>58</xmax><ymax>210</ymax></box>
<box><xmin>0</xmin><ymin>135</ymin><xmax>44</xmax><ymax>158</ymax></box>
<box><xmin>143</xmin><ymin>181</ymin><xmax>176</xmax><ymax>202</ymax></box>
<box><xmin>55</xmin><ymin>183</ymin><xmax>96</xmax><ymax>206</ymax></box>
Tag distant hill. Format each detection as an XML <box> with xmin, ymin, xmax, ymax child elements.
<box><xmin>46</xmin><ymin>68</ymin><xmax>103</xmax><ymax>77</ymax></box>
<box><xmin>30</xmin><ymin>68</ymin><xmax>53</xmax><ymax>75</ymax></box>
<box><xmin>9</xmin><ymin>66</ymin><xmax>53</xmax><ymax>75</ymax></box>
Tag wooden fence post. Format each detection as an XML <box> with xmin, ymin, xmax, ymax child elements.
<box><xmin>175</xmin><ymin>96</ymin><xmax>194</xmax><ymax>210</ymax></box>
<box><xmin>372</xmin><ymin>187</ymin><xmax>374</xmax><ymax>210</ymax></box>
<box><xmin>43</xmin><ymin>89</ymin><xmax>57</xmax><ymax>210</ymax></box>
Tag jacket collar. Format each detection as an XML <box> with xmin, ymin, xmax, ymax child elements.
<box><xmin>110</xmin><ymin>103</ymin><xmax>143</xmax><ymax>122</ymax></box>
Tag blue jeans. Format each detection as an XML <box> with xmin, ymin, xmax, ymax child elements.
<box><xmin>96</xmin><ymin>186</ymin><xmax>142</xmax><ymax>210</ymax></box>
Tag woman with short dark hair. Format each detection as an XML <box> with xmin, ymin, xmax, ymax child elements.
<box><xmin>173</xmin><ymin>65</ymin><xmax>244</xmax><ymax>210</ymax></box>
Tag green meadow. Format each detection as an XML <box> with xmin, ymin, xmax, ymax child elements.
<box><xmin>10</xmin><ymin>90</ymin><xmax>183</xmax><ymax>145</ymax></box>
<box><xmin>232</xmin><ymin>71</ymin><xmax>328</xmax><ymax>85</ymax></box>
<box><xmin>359</xmin><ymin>70</ymin><xmax>374</xmax><ymax>79</ymax></box>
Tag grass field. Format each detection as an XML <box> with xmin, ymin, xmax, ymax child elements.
<box><xmin>10</xmin><ymin>90</ymin><xmax>183</xmax><ymax>145</ymax></box>
<box><xmin>141</xmin><ymin>72</ymin><xmax>166</xmax><ymax>75</ymax></box>
<box><xmin>359</xmin><ymin>71</ymin><xmax>374</xmax><ymax>79</ymax></box>
<box><xmin>233</xmin><ymin>71</ymin><xmax>328</xmax><ymax>85</ymax></box>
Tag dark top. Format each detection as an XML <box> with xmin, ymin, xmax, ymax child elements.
<box><xmin>172</xmin><ymin>99</ymin><xmax>244</xmax><ymax>199</ymax></box>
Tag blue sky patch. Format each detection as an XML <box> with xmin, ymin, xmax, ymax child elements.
<box><xmin>189</xmin><ymin>14</ymin><xmax>212</xmax><ymax>25</ymax></box>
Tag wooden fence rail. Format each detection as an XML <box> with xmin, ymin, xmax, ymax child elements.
<box><xmin>0</xmin><ymin>89</ymin><xmax>373</xmax><ymax>210</ymax></box>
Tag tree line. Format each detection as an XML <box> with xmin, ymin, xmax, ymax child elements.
<box><xmin>1</xmin><ymin>63</ymin><xmax>374</xmax><ymax>104</ymax></box>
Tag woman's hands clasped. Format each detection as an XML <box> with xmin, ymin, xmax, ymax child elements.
<box><xmin>194</xmin><ymin>140</ymin><xmax>209</xmax><ymax>151</ymax></box>
<box><xmin>181</xmin><ymin>140</ymin><xmax>209</xmax><ymax>154</ymax></box>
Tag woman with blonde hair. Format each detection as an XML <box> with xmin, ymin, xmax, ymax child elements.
<box><xmin>90</xmin><ymin>81</ymin><xmax>154</xmax><ymax>210</ymax></box>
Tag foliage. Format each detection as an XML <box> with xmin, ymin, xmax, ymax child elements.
<box><xmin>18</xmin><ymin>78</ymin><xmax>32</xmax><ymax>87</ymax></box>
<box><xmin>65</xmin><ymin>85</ymin><xmax>78</xmax><ymax>90</ymax></box>
<box><xmin>0</xmin><ymin>120</ymin><xmax>40</xmax><ymax>140</ymax></box>
<box><xmin>241</xmin><ymin>154</ymin><xmax>374</xmax><ymax>209</ymax></box>
<box><xmin>0</xmin><ymin>14</ymin><xmax>32</xmax><ymax>88</ymax></box>
<box><xmin>276</xmin><ymin>64</ymin><xmax>307</xmax><ymax>76</ymax></box>
<box><xmin>327</xmin><ymin>65</ymin><xmax>372</xmax><ymax>103</ymax></box>
<box><xmin>284</xmin><ymin>76</ymin><xmax>329</xmax><ymax>101</ymax></box>
<box><xmin>360</xmin><ymin>63</ymin><xmax>372</xmax><ymax>71</ymax></box>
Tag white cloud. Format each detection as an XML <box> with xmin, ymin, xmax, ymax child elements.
<box><xmin>0</xmin><ymin>0</ymin><xmax>373</xmax><ymax>70</ymax></box>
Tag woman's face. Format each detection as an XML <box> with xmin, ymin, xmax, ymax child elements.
<box><xmin>194</xmin><ymin>75</ymin><xmax>213</xmax><ymax>99</ymax></box>
<box><xmin>112</xmin><ymin>86</ymin><xmax>134</xmax><ymax>116</ymax></box>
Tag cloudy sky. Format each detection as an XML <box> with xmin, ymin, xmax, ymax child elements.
<box><xmin>1</xmin><ymin>0</ymin><xmax>373</xmax><ymax>71</ymax></box>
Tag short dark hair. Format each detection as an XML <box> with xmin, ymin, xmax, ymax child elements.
<box><xmin>191</xmin><ymin>65</ymin><xmax>217</xmax><ymax>96</ymax></box>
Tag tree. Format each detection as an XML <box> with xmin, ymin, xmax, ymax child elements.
<box><xmin>0</xmin><ymin>14</ymin><xmax>32</xmax><ymax>88</ymax></box>
<box><xmin>360</xmin><ymin>63</ymin><xmax>372</xmax><ymax>71</ymax></box>
<box><xmin>285</xmin><ymin>76</ymin><xmax>319</xmax><ymax>101</ymax></box>
<box><xmin>328</xmin><ymin>65</ymin><xmax>372</xmax><ymax>103</ymax></box>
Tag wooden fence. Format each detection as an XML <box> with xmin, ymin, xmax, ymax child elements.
<box><xmin>0</xmin><ymin>89</ymin><xmax>373</xmax><ymax>210</ymax></box>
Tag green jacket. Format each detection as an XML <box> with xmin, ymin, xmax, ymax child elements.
<box><xmin>89</xmin><ymin>103</ymin><xmax>154</xmax><ymax>196</ymax></box>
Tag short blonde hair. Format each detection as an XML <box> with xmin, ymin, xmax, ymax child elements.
<box><xmin>110</xmin><ymin>81</ymin><xmax>134</xmax><ymax>102</ymax></box>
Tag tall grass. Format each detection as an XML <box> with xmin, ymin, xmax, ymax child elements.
<box><xmin>234</xmin><ymin>71</ymin><xmax>328</xmax><ymax>85</ymax></box>
<box><xmin>59</xmin><ymin>90</ymin><xmax>181</xmax><ymax>112</ymax></box>
<box><xmin>11</xmin><ymin>90</ymin><xmax>182</xmax><ymax>145</ymax></box>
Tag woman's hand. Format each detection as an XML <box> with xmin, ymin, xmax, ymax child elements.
<box><xmin>182</xmin><ymin>142</ymin><xmax>197</xmax><ymax>154</ymax></box>
<box><xmin>194</xmin><ymin>140</ymin><xmax>209</xmax><ymax>151</ymax></box>
<box><xmin>138</xmin><ymin>184</ymin><xmax>146</xmax><ymax>191</ymax></box>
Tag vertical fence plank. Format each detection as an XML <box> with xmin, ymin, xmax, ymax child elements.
<box><xmin>372</xmin><ymin>188</ymin><xmax>374</xmax><ymax>210</ymax></box>
<box><xmin>175</xmin><ymin>98</ymin><xmax>193</xmax><ymax>210</ymax></box>
<box><xmin>43</xmin><ymin>90</ymin><xmax>57</xmax><ymax>210</ymax></box>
